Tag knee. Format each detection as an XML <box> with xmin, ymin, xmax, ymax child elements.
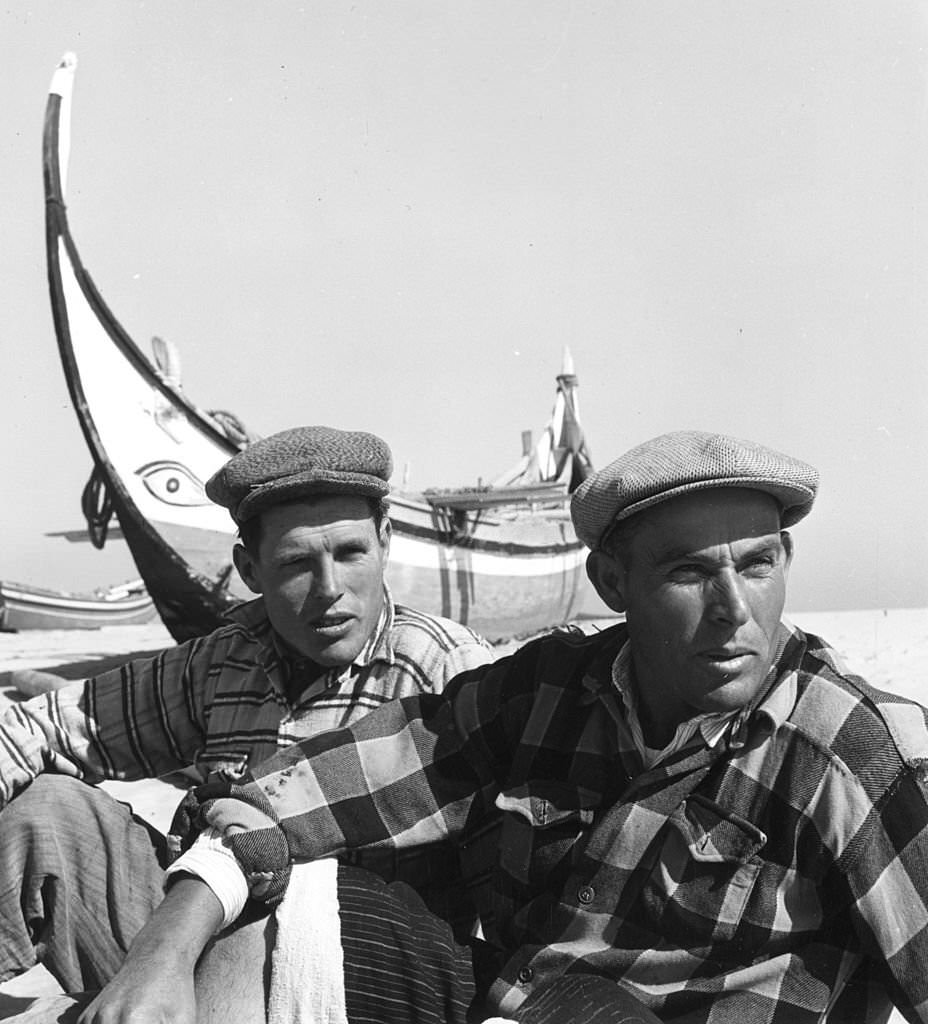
<box><xmin>203</xmin><ymin>913</ymin><xmax>274</xmax><ymax>968</ymax></box>
<box><xmin>195</xmin><ymin>914</ymin><xmax>274</xmax><ymax>1017</ymax></box>
<box><xmin>1</xmin><ymin>775</ymin><xmax>107</xmax><ymax>837</ymax></box>
<box><xmin>0</xmin><ymin>777</ymin><xmax>128</xmax><ymax>887</ymax></box>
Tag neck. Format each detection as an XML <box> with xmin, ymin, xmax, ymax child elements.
<box><xmin>636</xmin><ymin>700</ymin><xmax>683</xmax><ymax>751</ymax></box>
<box><xmin>282</xmin><ymin>651</ymin><xmax>328</xmax><ymax>705</ymax></box>
<box><xmin>628</xmin><ymin>659</ymin><xmax>689</xmax><ymax>750</ymax></box>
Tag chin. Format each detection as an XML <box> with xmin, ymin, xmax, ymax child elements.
<box><xmin>707</xmin><ymin>676</ymin><xmax>767</xmax><ymax>711</ymax></box>
<box><xmin>311</xmin><ymin>637</ymin><xmax>365</xmax><ymax>668</ymax></box>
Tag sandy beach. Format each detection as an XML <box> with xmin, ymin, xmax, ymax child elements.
<box><xmin>3</xmin><ymin>605</ymin><xmax>926</xmax><ymax>683</ymax></box>
<box><xmin>0</xmin><ymin>606</ymin><xmax>924</xmax><ymax>1020</ymax></box>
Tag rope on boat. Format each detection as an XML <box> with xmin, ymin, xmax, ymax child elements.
<box><xmin>81</xmin><ymin>464</ymin><xmax>115</xmax><ymax>549</ymax></box>
<box><xmin>207</xmin><ymin>409</ymin><xmax>258</xmax><ymax>449</ymax></box>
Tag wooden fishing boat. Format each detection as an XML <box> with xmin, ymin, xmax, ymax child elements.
<box><xmin>0</xmin><ymin>579</ymin><xmax>156</xmax><ymax>631</ymax></box>
<box><xmin>43</xmin><ymin>53</ymin><xmax>606</xmax><ymax>644</ymax></box>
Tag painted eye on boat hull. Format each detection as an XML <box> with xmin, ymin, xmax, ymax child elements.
<box><xmin>136</xmin><ymin>461</ymin><xmax>211</xmax><ymax>507</ymax></box>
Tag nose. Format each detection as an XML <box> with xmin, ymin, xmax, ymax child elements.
<box><xmin>310</xmin><ymin>554</ymin><xmax>341</xmax><ymax>602</ymax></box>
<box><xmin>708</xmin><ymin>569</ymin><xmax>750</xmax><ymax>628</ymax></box>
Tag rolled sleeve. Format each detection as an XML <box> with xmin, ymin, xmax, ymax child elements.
<box><xmin>165</xmin><ymin>829</ymin><xmax>250</xmax><ymax>930</ymax></box>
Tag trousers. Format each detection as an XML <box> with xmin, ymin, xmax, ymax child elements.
<box><xmin>0</xmin><ymin>777</ymin><xmax>663</xmax><ymax>1023</ymax></box>
<box><xmin>336</xmin><ymin>867</ymin><xmax>661</xmax><ymax>1023</ymax></box>
<box><xmin>0</xmin><ymin>775</ymin><xmax>166</xmax><ymax>991</ymax></box>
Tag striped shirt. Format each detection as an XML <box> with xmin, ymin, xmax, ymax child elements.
<box><xmin>0</xmin><ymin>590</ymin><xmax>491</xmax><ymax>805</ymax></box>
<box><xmin>195</xmin><ymin>621</ymin><xmax>928</xmax><ymax>1023</ymax></box>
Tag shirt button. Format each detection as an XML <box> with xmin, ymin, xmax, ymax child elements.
<box><xmin>578</xmin><ymin>885</ymin><xmax>595</xmax><ymax>905</ymax></box>
<box><xmin>517</xmin><ymin>966</ymin><xmax>534</xmax><ymax>984</ymax></box>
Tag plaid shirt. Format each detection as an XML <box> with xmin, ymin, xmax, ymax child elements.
<box><xmin>205</xmin><ymin>621</ymin><xmax>928</xmax><ymax>1023</ymax></box>
<box><xmin>0</xmin><ymin>590</ymin><xmax>491</xmax><ymax>805</ymax></box>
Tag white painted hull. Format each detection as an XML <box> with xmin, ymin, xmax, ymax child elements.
<box><xmin>43</xmin><ymin>53</ymin><xmax>604</xmax><ymax>642</ymax></box>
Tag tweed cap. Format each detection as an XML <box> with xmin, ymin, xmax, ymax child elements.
<box><xmin>571</xmin><ymin>430</ymin><xmax>819</xmax><ymax>550</ymax></box>
<box><xmin>206</xmin><ymin>425</ymin><xmax>393</xmax><ymax>524</ymax></box>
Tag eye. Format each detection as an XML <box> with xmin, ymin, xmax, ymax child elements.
<box><xmin>667</xmin><ymin>563</ymin><xmax>706</xmax><ymax>581</ymax></box>
<box><xmin>743</xmin><ymin>555</ymin><xmax>776</xmax><ymax>576</ymax></box>
<box><xmin>136</xmin><ymin>461</ymin><xmax>210</xmax><ymax>507</ymax></box>
<box><xmin>336</xmin><ymin>544</ymin><xmax>369</xmax><ymax>562</ymax></box>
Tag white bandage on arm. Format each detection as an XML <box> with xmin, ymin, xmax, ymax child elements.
<box><xmin>164</xmin><ymin>828</ymin><xmax>249</xmax><ymax>930</ymax></box>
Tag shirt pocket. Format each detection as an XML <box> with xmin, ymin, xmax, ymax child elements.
<box><xmin>648</xmin><ymin>794</ymin><xmax>767</xmax><ymax>946</ymax></box>
<box><xmin>495</xmin><ymin>783</ymin><xmax>597</xmax><ymax>896</ymax></box>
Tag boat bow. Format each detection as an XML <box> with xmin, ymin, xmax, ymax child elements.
<box><xmin>43</xmin><ymin>53</ymin><xmax>607</xmax><ymax>643</ymax></box>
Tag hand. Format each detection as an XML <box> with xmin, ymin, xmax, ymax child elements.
<box><xmin>76</xmin><ymin>955</ymin><xmax>195</xmax><ymax>1024</ymax></box>
<box><xmin>8</xmin><ymin>668</ymin><xmax>73</xmax><ymax>697</ymax></box>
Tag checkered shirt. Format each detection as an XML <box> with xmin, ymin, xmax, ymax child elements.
<box><xmin>208</xmin><ymin>621</ymin><xmax>928</xmax><ymax>1023</ymax></box>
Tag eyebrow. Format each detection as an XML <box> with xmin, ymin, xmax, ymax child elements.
<box><xmin>655</xmin><ymin>536</ymin><xmax>781</xmax><ymax>567</ymax></box>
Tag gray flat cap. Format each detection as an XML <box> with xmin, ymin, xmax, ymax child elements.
<box><xmin>207</xmin><ymin>425</ymin><xmax>393</xmax><ymax>524</ymax></box>
<box><xmin>570</xmin><ymin>430</ymin><xmax>819</xmax><ymax>550</ymax></box>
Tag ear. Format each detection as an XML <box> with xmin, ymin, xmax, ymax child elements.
<box><xmin>780</xmin><ymin>530</ymin><xmax>794</xmax><ymax>575</ymax></box>
<box><xmin>378</xmin><ymin>517</ymin><xmax>392</xmax><ymax>562</ymax></box>
<box><xmin>232</xmin><ymin>543</ymin><xmax>263</xmax><ymax>595</ymax></box>
<box><xmin>585</xmin><ymin>550</ymin><xmax>627</xmax><ymax>614</ymax></box>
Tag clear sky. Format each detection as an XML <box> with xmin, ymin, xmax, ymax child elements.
<box><xmin>2</xmin><ymin>1</ymin><xmax>927</xmax><ymax>614</ymax></box>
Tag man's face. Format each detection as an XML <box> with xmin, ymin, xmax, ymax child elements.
<box><xmin>596</xmin><ymin>488</ymin><xmax>792</xmax><ymax>743</ymax></box>
<box><xmin>233</xmin><ymin>495</ymin><xmax>390</xmax><ymax>667</ymax></box>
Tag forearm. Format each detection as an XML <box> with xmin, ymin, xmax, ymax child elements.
<box><xmin>77</xmin><ymin>877</ymin><xmax>224</xmax><ymax>1024</ymax></box>
<box><xmin>0</xmin><ymin>685</ymin><xmax>150</xmax><ymax>805</ymax></box>
<box><xmin>195</xmin><ymin>702</ymin><xmax>483</xmax><ymax>853</ymax></box>
<box><xmin>165</xmin><ymin>829</ymin><xmax>250</xmax><ymax>928</ymax></box>
<box><xmin>0</xmin><ymin>647</ymin><xmax>207</xmax><ymax>804</ymax></box>
<box><xmin>169</xmin><ymin>665</ymin><xmax>520</xmax><ymax>910</ymax></box>
<box><xmin>126</xmin><ymin>875</ymin><xmax>225</xmax><ymax>969</ymax></box>
<box><xmin>166</xmin><ymin>697</ymin><xmax>485</xmax><ymax>910</ymax></box>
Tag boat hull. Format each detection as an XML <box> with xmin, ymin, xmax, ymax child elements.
<box><xmin>138</xmin><ymin>493</ymin><xmax>590</xmax><ymax>641</ymax></box>
<box><xmin>42</xmin><ymin>54</ymin><xmax>606</xmax><ymax>644</ymax></box>
<box><xmin>0</xmin><ymin>581</ymin><xmax>157</xmax><ymax>631</ymax></box>
<box><xmin>386</xmin><ymin>494</ymin><xmax>588</xmax><ymax>638</ymax></box>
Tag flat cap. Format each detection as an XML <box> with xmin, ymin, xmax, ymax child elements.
<box><xmin>570</xmin><ymin>430</ymin><xmax>819</xmax><ymax>550</ymax></box>
<box><xmin>206</xmin><ymin>425</ymin><xmax>393</xmax><ymax>524</ymax></box>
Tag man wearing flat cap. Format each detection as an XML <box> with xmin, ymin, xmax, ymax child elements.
<box><xmin>0</xmin><ymin>426</ymin><xmax>492</xmax><ymax>1004</ymax></box>
<box><xmin>51</xmin><ymin>431</ymin><xmax>928</xmax><ymax>1024</ymax></box>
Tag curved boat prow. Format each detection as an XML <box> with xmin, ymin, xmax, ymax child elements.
<box><xmin>43</xmin><ymin>53</ymin><xmax>248</xmax><ymax>641</ymax></box>
<box><xmin>41</xmin><ymin>54</ymin><xmax>603</xmax><ymax>643</ymax></box>
<box><xmin>47</xmin><ymin>53</ymin><xmax>76</xmax><ymax>200</ymax></box>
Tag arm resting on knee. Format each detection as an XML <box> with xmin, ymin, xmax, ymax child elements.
<box><xmin>77</xmin><ymin>877</ymin><xmax>224</xmax><ymax>1024</ymax></box>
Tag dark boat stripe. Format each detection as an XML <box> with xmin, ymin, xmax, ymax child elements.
<box><xmin>390</xmin><ymin>516</ymin><xmax>584</xmax><ymax>556</ymax></box>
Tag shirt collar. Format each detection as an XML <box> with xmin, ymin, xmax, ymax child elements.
<box><xmin>611</xmin><ymin>643</ymin><xmax>741</xmax><ymax>769</ymax></box>
<box><xmin>351</xmin><ymin>584</ymin><xmax>396</xmax><ymax>670</ymax></box>
<box><xmin>581</xmin><ymin>620</ymin><xmax>802</xmax><ymax>768</ymax></box>
<box><xmin>738</xmin><ymin>619</ymin><xmax>801</xmax><ymax>738</ymax></box>
<box><xmin>225</xmin><ymin>597</ymin><xmax>271</xmax><ymax>632</ymax></box>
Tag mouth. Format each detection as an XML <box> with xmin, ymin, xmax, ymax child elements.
<box><xmin>697</xmin><ymin>648</ymin><xmax>756</xmax><ymax>673</ymax></box>
<box><xmin>307</xmin><ymin>612</ymin><xmax>354</xmax><ymax>639</ymax></box>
